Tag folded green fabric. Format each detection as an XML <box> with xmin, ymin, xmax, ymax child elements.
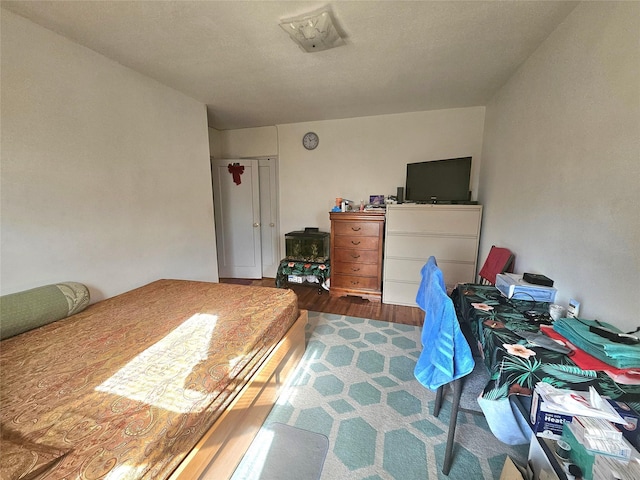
<box><xmin>553</xmin><ymin>318</ymin><xmax>640</xmax><ymax>369</ymax></box>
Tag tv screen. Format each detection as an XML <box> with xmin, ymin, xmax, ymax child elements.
<box><xmin>405</xmin><ymin>157</ymin><xmax>472</xmax><ymax>203</ymax></box>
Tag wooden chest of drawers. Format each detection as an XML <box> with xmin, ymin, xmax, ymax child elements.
<box><xmin>329</xmin><ymin>211</ymin><xmax>385</xmax><ymax>301</ymax></box>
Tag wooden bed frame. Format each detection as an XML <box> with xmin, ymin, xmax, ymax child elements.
<box><xmin>169</xmin><ymin>309</ymin><xmax>308</xmax><ymax>480</ymax></box>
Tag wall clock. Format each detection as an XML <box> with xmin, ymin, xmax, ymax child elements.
<box><xmin>302</xmin><ymin>132</ymin><xmax>319</xmax><ymax>150</ymax></box>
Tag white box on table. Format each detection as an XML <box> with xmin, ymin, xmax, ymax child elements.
<box><xmin>496</xmin><ymin>273</ymin><xmax>557</xmax><ymax>303</ymax></box>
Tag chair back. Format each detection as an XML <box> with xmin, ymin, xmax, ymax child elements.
<box><xmin>478</xmin><ymin>246</ymin><xmax>514</xmax><ymax>285</ymax></box>
<box><xmin>414</xmin><ymin>256</ymin><xmax>474</xmax><ymax>391</ymax></box>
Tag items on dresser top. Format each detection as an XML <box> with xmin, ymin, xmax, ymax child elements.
<box><xmin>329</xmin><ymin>211</ymin><xmax>384</xmax><ymax>301</ymax></box>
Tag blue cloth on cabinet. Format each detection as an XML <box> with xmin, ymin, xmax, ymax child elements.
<box><xmin>414</xmin><ymin>257</ymin><xmax>474</xmax><ymax>391</ymax></box>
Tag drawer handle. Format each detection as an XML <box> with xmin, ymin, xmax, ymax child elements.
<box><xmin>351</xmin><ymin>240</ymin><xmax>361</xmax><ymax>245</ymax></box>
<box><xmin>351</xmin><ymin>227</ymin><xmax>361</xmax><ymax>231</ymax></box>
<box><xmin>350</xmin><ymin>254</ymin><xmax>360</xmax><ymax>259</ymax></box>
<box><xmin>351</xmin><ymin>267</ymin><xmax>360</xmax><ymax>272</ymax></box>
<box><xmin>351</xmin><ymin>281</ymin><xmax>359</xmax><ymax>285</ymax></box>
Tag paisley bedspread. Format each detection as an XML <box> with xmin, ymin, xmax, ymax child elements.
<box><xmin>0</xmin><ymin>280</ymin><xmax>299</xmax><ymax>479</ymax></box>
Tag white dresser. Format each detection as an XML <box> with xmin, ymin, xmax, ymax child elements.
<box><xmin>382</xmin><ymin>204</ymin><xmax>483</xmax><ymax>306</ymax></box>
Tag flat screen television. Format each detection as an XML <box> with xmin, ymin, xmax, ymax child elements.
<box><xmin>405</xmin><ymin>156</ymin><xmax>472</xmax><ymax>203</ymax></box>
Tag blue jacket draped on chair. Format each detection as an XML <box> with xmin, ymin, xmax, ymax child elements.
<box><xmin>414</xmin><ymin>256</ymin><xmax>474</xmax><ymax>390</ymax></box>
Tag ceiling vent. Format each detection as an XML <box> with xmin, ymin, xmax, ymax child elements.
<box><xmin>279</xmin><ymin>9</ymin><xmax>345</xmax><ymax>53</ymax></box>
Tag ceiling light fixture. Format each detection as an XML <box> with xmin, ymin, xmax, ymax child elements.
<box><xmin>279</xmin><ymin>9</ymin><xmax>345</xmax><ymax>53</ymax></box>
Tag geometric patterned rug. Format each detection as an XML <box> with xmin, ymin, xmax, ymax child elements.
<box><xmin>232</xmin><ymin>311</ymin><xmax>528</xmax><ymax>480</ymax></box>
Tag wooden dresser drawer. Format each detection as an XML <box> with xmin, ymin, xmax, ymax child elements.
<box><xmin>331</xmin><ymin>274</ymin><xmax>379</xmax><ymax>291</ymax></box>
<box><xmin>334</xmin><ymin>249</ymin><xmax>379</xmax><ymax>265</ymax></box>
<box><xmin>333</xmin><ymin>221</ymin><xmax>380</xmax><ymax>237</ymax></box>
<box><xmin>333</xmin><ymin>236</ymin><xmax>379</xmax><ymax>250</ymax></box>
<box><xmin>332</xmin><ymin>262</ymin><xmax>378</xmax><ymax>277</ymax></box>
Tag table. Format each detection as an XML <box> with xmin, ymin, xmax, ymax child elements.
<box><xmin>275</xmin><ymin>259</ymin><xmax>330</xmax><ymax>292</ymax></box>
<box><xmin>452</xmin><ymin>284</ymin><xmax>640</xmax><ymax>402</ymax></box>
<box><xmin>454</xmin><ymin>284</ymin><xmax>640</xmax><ymax>480</ymax></box>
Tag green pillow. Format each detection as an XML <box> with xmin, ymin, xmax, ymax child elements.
<box><xmin>0</xmin><ymin>282</ymin><xmax>90</xmax><ymax>340</ymax></box>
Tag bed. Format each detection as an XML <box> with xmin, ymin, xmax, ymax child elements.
<box><xmin>0</xmin><ymin>279</ymin><xmax>307</xmax><ymax>480</ymax></box>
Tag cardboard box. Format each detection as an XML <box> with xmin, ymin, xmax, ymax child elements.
<box><xmin>530</xmin><ymin>387</ymin><xmax>575</xmax><ymax>439</ymax></box>
<box><xmin>607</xmin><ymin>399</ymin><xmax>640</xmax><ymax>451</ymax></box>
<box><xmin>499</xmin><ymin>457</ymin><xmax>525</xmax><ymax>480</ymax></box>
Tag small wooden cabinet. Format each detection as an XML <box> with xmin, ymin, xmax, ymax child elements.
<box><xmin>330</xmin><ymin>211</ymin><xmax>385</xmax><ymax>302</ymax></box>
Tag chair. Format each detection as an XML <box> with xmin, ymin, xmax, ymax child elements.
<box><xmin>433</xmin><ymin>359</ymin><xmax>490</xmax><ymax>475</ymax></box>
<box><xmin>478</xmin><ymin>246</ymin><xmax>514</xmax><ymax>285</ymax></box>
<box><xmin>414</xmin><ymin>257</ymin><xmax>490</xmax><ymax>475</ymax></box>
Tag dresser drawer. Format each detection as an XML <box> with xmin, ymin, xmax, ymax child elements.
<box><xmin>382</xmin><ymin>281</ymin><xmax>420</xmax><ymax>307</ymax></box>
<box><xmin>333</xmin><ymin>236</ymin><xmax>379</xmax><ymax>250</ymax></box>
<box><xmin>334</xmin><ymin>249</ymin><xmax>380</xmax><ymax>264</ymax></box>
<box><xmin>333</xmin><ymin>221</ymin><xmax>380</xmax><ymax>237</ymax></box>
<box><xmin>385</xmin><ymin>235</ymin><xmax>478</xmax><ymax>262</ymax></box>
<box><xmin>384</xmin><ymin>258</ymin><xmax>476</xmax><ymax>285</ymax></box>
<box><xmin>331</xmin><ymin>274</ymin><xmax>379</xmax><ymax>291</ymax></box>
<box><xmin>385</xmin><ymin>206</ymin><xmax>481</xmax><ymax>236</ymax></box>
<box><xmin>332</xmin><ymin>262</ymin><xmax>379</xmax><ymax>277</ymax></box>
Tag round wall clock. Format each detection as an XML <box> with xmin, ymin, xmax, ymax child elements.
<box><xmin>302</xmin><ymin>132</ymin><xmax>319</xmax><ymax>150</ymax></box>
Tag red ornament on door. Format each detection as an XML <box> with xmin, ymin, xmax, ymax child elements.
<box><xmin>228</xmin><ymin>163</ymin><xmax>245</xmax><ymax>185</ymax></box>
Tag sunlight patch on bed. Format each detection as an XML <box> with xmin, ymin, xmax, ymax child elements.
<box><xmin>96</xmin><ymin>313</ymin><xmax>219</xmax><ymax>413</ymax></box>
<box><xmin>103</xmin><ymin>463</ymin><xmax>147</xmax><ymax>480</ymax></box>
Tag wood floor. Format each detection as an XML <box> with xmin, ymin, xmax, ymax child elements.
<box><xmin>220</xmin><ymin>278</ymin><xmax>424</xmax><ymax>327</ymax></box>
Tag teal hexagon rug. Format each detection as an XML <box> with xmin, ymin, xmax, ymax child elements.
<box><xmin>231</xmin><ymin>312</ymin><xmax>528</xmax><ymax>480</ymax></box>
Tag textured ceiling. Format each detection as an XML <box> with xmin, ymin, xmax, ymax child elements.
<box><xmin>2</xmin><ymin>1</ymin><xmax>579</xmax><ymax>130</ymax></box>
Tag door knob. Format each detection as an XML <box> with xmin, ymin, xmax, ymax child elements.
<box><xmin>253</xmin><ymin>223</ymin><xmax>260</xmax><ymax>227</ymax></box>
<box><xmin>270</xmin><ymin>223</ymin><xmax>275</xmax><ymax>227</ymax></box>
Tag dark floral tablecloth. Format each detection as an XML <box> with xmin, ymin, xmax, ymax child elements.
<box><xmin>276</xmin><ymin>260</ymin><xmax>330</xmax><ymax>289</ymax></box>
<box><xmin>453</xmin><ymin>284</ymin><xmax>640</xmax><ymax>406</ymax></box>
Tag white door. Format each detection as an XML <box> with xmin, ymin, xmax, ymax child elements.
<box><xmin>258</xmin><ymin>158</ymin><xmax>280</xmax><ymax>278</ymax></box>
<box><xmin>211</xmin><ymin>159</ymin><xmax>262</xmax><ymax>278</ymax></box>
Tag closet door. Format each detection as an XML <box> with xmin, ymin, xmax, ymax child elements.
<box><xmin>258</xmin><ymin>158</ymin><xmax>279</xmax><ymax>278</ymax></box>
<box><xmin>211</xmin><ymin>159</ymin><xmax>262</xmax><ymax>278</ymax></box>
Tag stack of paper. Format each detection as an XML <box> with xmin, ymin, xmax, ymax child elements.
<box><xmin>570</xmin><ymin>417</ymin><xmax>633</xmax><ymax>460</ymax></box>
<box><xmin>534</xmin><ymin>383</ymin><xmax>626</xmax><ymax>424</ymax></box>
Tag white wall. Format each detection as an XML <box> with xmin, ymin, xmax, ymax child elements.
<box><xmin>480</xmin><ymin>2</ymin><xmax>639</xmax><ymax>330</ymax></box>
<box><xmin>277</xmin><ymin>108</ymin><xmax>485</xmax><ymax>237</ymax></box>
<box><xmin>1</xmin><ymin>10</ymin><xmax>219</xmax><ymax>301</ymax></box>
<box><xmin>218</xmin><ymin>126</ymin><xmax>278</xmax><ymax>159</ymax></box>
<box><xmin>215</xmin><ymin>108</ymin><xmax>486</xmax><ymax>259</ymax></box>
<box><xmin>208</xmin><ymin>127</ymin><xmax>222</xmax><ymax>159</ymax></box>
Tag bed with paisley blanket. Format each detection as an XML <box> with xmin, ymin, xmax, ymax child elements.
<box><xmin>0</xmin><ymin>279</ymin><xmax>307</xmax><ymax>479</ymax></box>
